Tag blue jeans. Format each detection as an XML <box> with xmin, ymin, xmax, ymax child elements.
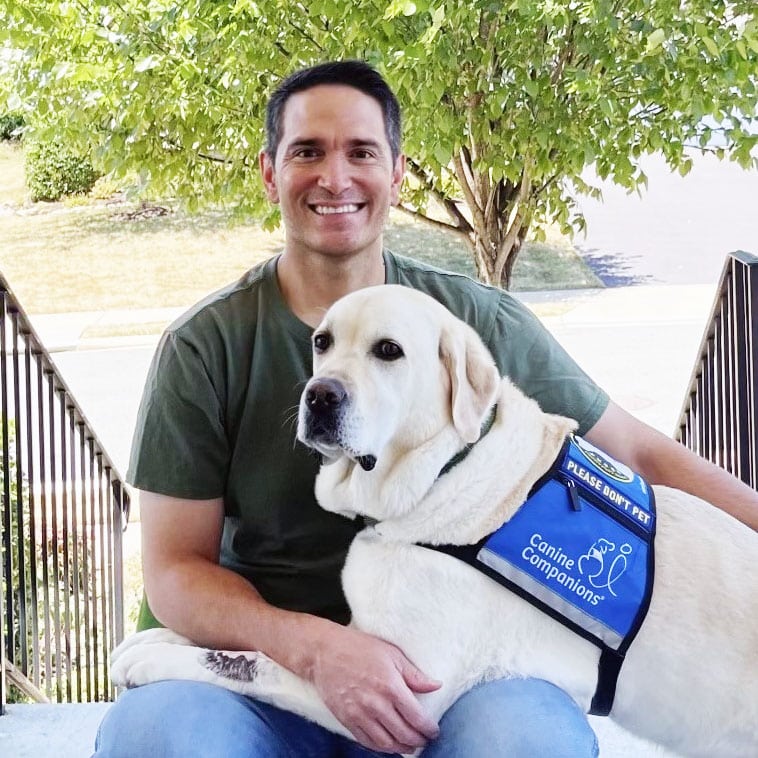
<box><xmin>93</xmin><ymin>677</ymin><xmax>598</xmax><ymax>757</ymax></box>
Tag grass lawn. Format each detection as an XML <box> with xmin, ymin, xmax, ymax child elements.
<box><xmin>0</xmin><ymin>141</ymin><xmax>601</xmax><ymax>322</ymax></box>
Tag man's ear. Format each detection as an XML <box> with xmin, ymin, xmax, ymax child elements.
<box><xmin>439</xmin><ymin>322</ymin><xmax>500</xmax><ymax>442</ymax></box>
<box><xmin>259</xmin><ymin>150</ymin><xmax>279</xmax><ymax>203</ymax></box>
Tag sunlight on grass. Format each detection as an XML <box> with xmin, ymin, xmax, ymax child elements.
<box><xmin>386</xmin><ymin>211</ymin><xmax>602</xmax><ymax>291</ymax></box>
<box><xmin>0</xmin><ymin>142</ymin><xmax>27</xmax><ymax>205</ymax></box>
<box><xmin>1</xmin><ymin>203</ymin><xmax>286</xmax><ymax>313</ymax></box>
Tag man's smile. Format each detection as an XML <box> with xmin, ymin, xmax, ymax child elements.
<box><xmin>310</xmin><ymin>203</ymin><xmax>366</xmax><ymax>215</ymax></box>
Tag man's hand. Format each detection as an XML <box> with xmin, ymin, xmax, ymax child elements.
<box><xmin>308</xmin><ymin>624</ymin><xmax>441</xmax><ymax>754</ymax></box>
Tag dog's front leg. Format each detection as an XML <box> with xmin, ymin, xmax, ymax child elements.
<box><xmin>111</xmin><ymin>629</ymin><xmax>352</xmax><ymax>741</ymax></box>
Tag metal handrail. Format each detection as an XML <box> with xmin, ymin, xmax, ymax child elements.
<box><xmin>675</xmin><ymin>251</ymin><xmax>758</xmax><ymax>487</ymax></box>
<box><xmin>1</xmin><ymin>271</ymin><xmax>129</xmax><ymax>713</ymax></box>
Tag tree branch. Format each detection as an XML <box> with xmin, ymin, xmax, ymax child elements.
<box><xmin>287</xmin><ymin>18</ymin><xmax>323</xmax><ymax>51</ymax></box>
<box><xmin>551</xmin><ymin>20</ymin><xmax>576</xmax><ymax>86</ymax></box>
<box><xmin>404</xmin><ymin>158</ymin><xmax>473</xmax><ymax>233</ymax></box>
<box><xmin>453</xmin><ymin>148</ymin><xmax>487</xmax><ymax>234</ymax></box>
<box><xmin>396</xmin><ymin>204</ymin><xmax>471</xmax><ymax>242</ymax></box>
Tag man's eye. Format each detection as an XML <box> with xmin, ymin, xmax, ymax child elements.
<box><xmin>313</xmin><ymin>332</ymin><xmax>332</xmax><ymax>353</ymax></box>
<box><xmin>352</xmin><ymin>149</ymin><xmax>374</xmax><ymax>159</ymax></box>
<box><xmin>372</xmin><ymin>340</ymin><xmax>404</xmax><ymax>361</ymax></box>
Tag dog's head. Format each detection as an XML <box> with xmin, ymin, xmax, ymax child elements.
<box><xmin>297</xmin><ymin>285</ymin><xmax>500</xmax><ymax>472</ymax></box>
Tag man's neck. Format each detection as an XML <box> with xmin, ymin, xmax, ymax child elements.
<box><xmin>276</xmin><ymin>247</ymin><xmax>386</xmax><ymax>327</ymax></box>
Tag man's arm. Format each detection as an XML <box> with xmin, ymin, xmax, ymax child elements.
<box><xmin>139</xmin><ymin>490</ymin><xmax>440</xmax><ymax>753</ymax></box>
<box><xmin>584</xmin><ymin>400</ymin><xmax>758</xmax><ymax>531</ymax></box>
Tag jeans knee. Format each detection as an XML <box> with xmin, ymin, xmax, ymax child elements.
<box><xmin>423</xmin><ymin>677</ymin><xmax>598</xmax><ymax>758</ymax></box>
<box><xmin>92</xmin><ymin>680</ymin><xmax>296</xmax><ymax>758</ymax></box>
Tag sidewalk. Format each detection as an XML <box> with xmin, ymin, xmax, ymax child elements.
<box><xmin>528</xmin><ymin>282</ymin><xmax>716</xmax><ymax>435</ymax></box>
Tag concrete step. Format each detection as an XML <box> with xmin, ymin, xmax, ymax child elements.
<box><xmin>0</xmin><ymin>702</ymin><xmax>110</xmax><ymax>758</ymax></box>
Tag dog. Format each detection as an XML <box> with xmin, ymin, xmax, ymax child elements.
<box><xmin>112</xmin><ymin>284</ymin><xmax>758</xmax><ymax>757</ymax></box>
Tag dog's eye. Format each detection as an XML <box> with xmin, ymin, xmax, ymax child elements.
<box><xmin>372</xmin><ymin>340</ymin><xmax>404</xmax><ymax>361</ymax></box>
<box><xmin>313</xmin><ymin>332</ymin><xmax>332</xmax><ymax>353</ymax></box>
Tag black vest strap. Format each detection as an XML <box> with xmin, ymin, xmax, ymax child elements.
<box><xmin>591</xmin><ymin>648</ymin><xmax>625</xmax><ymax>716</ymax></box>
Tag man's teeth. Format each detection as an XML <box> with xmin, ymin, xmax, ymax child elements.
<box><xmin>313</xmin><ymin>204</ymin><xmax>360</xmax><ymax>215</ymax></box>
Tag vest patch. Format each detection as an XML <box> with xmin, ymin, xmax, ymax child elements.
<box><xmin>421</xmin><ymin>435</ymin><xmax>656</xmax><ymax>716</ymax></box>
<box><xmin>477</xmin><ymin>435</ymin><xmax>655</xmax><ymax>652</ymax></box>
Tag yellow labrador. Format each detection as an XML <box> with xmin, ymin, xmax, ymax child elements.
<box><xmin>112</xmin><ymin>285</ymin><xmax>758</xmax><ymax>757</ymax></box>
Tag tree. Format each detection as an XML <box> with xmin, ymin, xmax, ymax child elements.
<box><xmin>3</xmin><ymin>0</ymin><xmax>757</xmax><ymax>287</ymax></box>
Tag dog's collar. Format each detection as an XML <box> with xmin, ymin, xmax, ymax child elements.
<box><xmin>438</xmin><ymin>405</ymin><xmax>498</xmax><ymax>478</ymax></box>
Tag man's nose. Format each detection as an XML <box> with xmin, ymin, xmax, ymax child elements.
<box><xmin>317</xmin><ymin>154</ymin><xmax>352</xmax><ymax>194</ymax></box>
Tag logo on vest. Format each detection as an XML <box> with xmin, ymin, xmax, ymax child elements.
<box><xmin>521</xmin><ymin>533</ymin><xmax>635</xmax><ymax>607</ymax></box>
<box><xmin>573</xmin><ymin>436</ymin><xmax>634</xmax><ymax>484</ymax></box>
<box><xmin>578</xmin><ymin>538</ymin><xmax>632</xmax><ymax>597</ymax></box>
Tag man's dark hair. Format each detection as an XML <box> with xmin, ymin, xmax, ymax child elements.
<box><xmin>265</xmin><ymin>60</ymin><xmax>402</xmax><ymax>162</ymax></box>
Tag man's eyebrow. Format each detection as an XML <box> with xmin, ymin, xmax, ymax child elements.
<box><xmin>284</xmin><ymin>137</ymin><xmax>385</xmax><ymax>151</ymax></box>
<box><xmin>346</xmin><ymin>138</ymin><xmax>383</xmax><ymax>150</ymax></box>
<box><xmin>286</xmin><ymin>138</ymin><xmax>320</xmax><ymax>151</ymax></box>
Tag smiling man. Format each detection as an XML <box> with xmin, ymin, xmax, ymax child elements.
<box><xmin>262</xmin><ymin>79</ymin><xmax>405</xmax><ymax>330</ymax></box>
<box><xmin>93</xmin><ymin>61</ymin><xmax>758</xmax><ymax>758</ymax></box>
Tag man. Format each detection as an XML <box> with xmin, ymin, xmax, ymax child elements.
<box><xmin>94</xmin><ymin>61</ymin><xmax>757</xmax><ymax>757</ymax></box>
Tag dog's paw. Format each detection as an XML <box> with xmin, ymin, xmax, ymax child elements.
<box><xmin>111</xmin><ymin>627</ymin><xmax>193</xmax><ymax>665</ymax></box>
<box><xmin>111</xmin><ymin>638</ymin><xmax>210</xmax><ymax>689</ymax></box>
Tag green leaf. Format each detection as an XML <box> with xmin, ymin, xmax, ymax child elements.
<box><xmin>646</xmin><ymin>28</ymin><xmax>665</xmax><ymax>54</ymax></box>
<box><xmin>702</xmin><ymin>37</ymin><xmax>719</xmax><ymax>58</ymax></box>
<box><xmin>433</xmin><ymin>142</ymin><xmax>450</xmax><ymax>166</ymax></box>
<box><xmin>134</xmin><ymin>55</ymin><xmax>160</xmax><ymax>73</ymax></box>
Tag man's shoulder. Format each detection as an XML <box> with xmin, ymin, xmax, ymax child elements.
<box><xmin>167</xmin><ymin>256</ymin><xmax>275</xmax><ymax>339</ymax></box>
<box><xmin>386</xmin><ymin>250</ymin><xmax>529</xmax><ymax>332</ymax></box>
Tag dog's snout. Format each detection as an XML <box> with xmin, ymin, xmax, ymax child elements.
<box><xmin>305</xmin><ymin>378</ymin><xmax>347</xmax><ymax>415</ymax></box>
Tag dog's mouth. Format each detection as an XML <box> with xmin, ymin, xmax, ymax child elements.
<box><xmin>302</xmin><ymin>433</ymin><xmax>377</xmax><ymax>472</ymax></box>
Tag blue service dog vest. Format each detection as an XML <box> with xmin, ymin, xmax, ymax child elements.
<box><xmin>424</xmin><ymin>435</ymin><xmax>656</xmax><ymax>716</ymax></box>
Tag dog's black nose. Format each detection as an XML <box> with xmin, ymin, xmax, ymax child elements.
<box><xmin>305</xmin><ymin>378</ymin><xmax>347</xmax><ymax>416</ymax></box>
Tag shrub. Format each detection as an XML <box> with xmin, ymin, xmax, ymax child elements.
<box><xmin>88</xmin><ymin>175</ymin><xmax>121</xmax><ymax>200</ymax></box>
<box><xmin>25</xmin><ymin>140</ymin><xmax>98</xmax><ymax>201</ymax></box>
<box><xmin>0</xmin><ymin>112</ymin><xmax>24</xmax><ymax>141</ymax></box>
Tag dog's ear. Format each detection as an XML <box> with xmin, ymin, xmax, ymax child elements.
<box><xmin>439</xmin><ymin>322</ymin><xmax>500</xmax><ymax>442</ymax></box>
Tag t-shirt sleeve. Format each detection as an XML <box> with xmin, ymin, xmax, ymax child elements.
<box><xmin>487</xmin><ymin>294</ymin><xmax>609</xmax><ymax>436</ymax></box>
<box><xmin>126</xmin><ymin>329</ymin><xmax>230</xmax><ymax>499</ymax></box>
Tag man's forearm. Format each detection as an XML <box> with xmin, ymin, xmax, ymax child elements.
<box><xmin>637</xmin><ymin>437</ymin><xmax>758</xmax><ymax>531</ymax></box>
<box><xmin>144</xmin><ymin>555</ymin><xmax>333</xmax><ymax>679</ymax></box>
<box><xmin>585</xmin><ymin>400</ymin><xmax>758</xmax><ymax>531</ymax></box>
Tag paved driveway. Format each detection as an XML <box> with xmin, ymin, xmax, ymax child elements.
<box><xmin>575</xmin><ymin>152</ymin><xmax>758</xmax><ymax>286</ymax></box>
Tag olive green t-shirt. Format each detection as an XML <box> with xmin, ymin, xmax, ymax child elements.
<box><xmin>128</xmin><ymin>251</ymin><xmax>608</xmax><ymax>630</ymax></box>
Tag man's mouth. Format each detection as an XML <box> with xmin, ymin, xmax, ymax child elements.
<box><xmin>310</xmin><ymin>203</ymin><xmax>364</xmax><ymax>215</ymax></box>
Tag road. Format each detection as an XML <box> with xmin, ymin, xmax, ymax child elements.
<box><xmin>574</xmin><ymin>152</ymin><xmax>758</xmax><ymax>286</ymax></box>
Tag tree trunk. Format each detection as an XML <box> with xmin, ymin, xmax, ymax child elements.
<box><xmin>452</xmin><ymin>146</ymin><xmax>534</xmax><ymax>290</ymax></box>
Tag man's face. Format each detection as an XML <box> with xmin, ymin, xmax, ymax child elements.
<box><xmin>260</xmin><ymin>84</ymin><xmax>405</xmax><ymax>261</ymax></box>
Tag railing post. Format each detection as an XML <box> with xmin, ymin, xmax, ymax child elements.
<box><xmin>746</xmin><ymin>259</ymin><xmax>758</xmax><ymax>487</ymax></box>
<box><xmin>676</xmin><ymin>251</ymin><xmax>758</xmax><ymax>488</ymax></box>
<box><xmin>0</xmin><ymin>587</ymin><xmax>5</xmax><ymax>715</ymax></box>
<box><xmin>1</xmin><ymin>289</ymin><xmax>9</xmax><ymax>714</ymax></box>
